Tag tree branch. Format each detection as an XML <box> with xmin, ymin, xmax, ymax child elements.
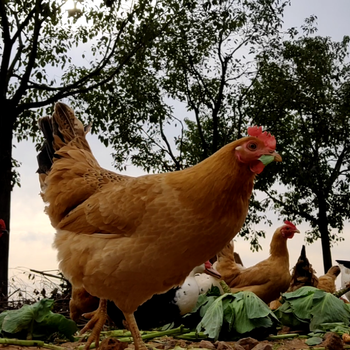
<box><xmin>263</xmin><ymin>189</ymin><xmax>318</xmax><ymax>226</ymax></box>
<box><xmin>159</xmin><ymin>119</ymin><xmax>180</xmax><ymax>169</ymax></box>
<box><xmin>17</xmin><ymin>14</ymin><xmax>173</xmax><ymax>113</ymax></box>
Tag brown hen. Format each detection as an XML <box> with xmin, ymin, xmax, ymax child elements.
<box><xmin>317</xmin><ymin>265</ymin><xmax>340</xmax><ymax>293</ymax></box>
<box><xmin>216</xmin><ymin>221</ymin><xmax>299</xmax><ymax>304</ymax></box>
<box><xmin>37</xmin><ymin>102</ymin><xmax>281</xmax><ymax>350</ymax></box>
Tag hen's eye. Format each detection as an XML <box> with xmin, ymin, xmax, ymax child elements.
<box><xmin>247</xmin><ymin>142</ymin><xmax>257</xmax><ymax>150</ymax></box>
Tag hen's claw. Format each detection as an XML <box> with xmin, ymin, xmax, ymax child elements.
<box><xmin>80</xmin><ymin>298</ymin><xmax>108</xmax><ymax>349</ymax></box>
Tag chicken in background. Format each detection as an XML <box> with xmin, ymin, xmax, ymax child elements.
<box><xmin>317</xmin><ymin>265</ymin><xmax>340</xmax><ymax>293</ymax></box>
<box><xmin>215</xmin><ymin>221</ymin><xmax>300</xmax><ymax>304</ymax></box>
<box><xmin>70</xmin><ymin>286</ymin><xmax>99</xmax><ymax>324</ymax></box>
<box><xmin>270</xmin><ymin>244</ymin><xmax>318</xmax><ymax>310</ymax></box>
<box><xmin>287</xmin><ymin>245</ymin><xmax>318</xmax><ymax>292</ymax></box>
<box><xmin>213</xmin><ymin>241</ymin><xmax>245</xmax><ymax>287</ymax></box>
<box><xmin>336</xmin><ymin>260</ymin><xmax>350</xmax><ymax>301</ymax></box>
<box><xmin>0</xmin><ymin>219</ymin><xmax>7</xmax><ymax>238</ymax></box>
<box><xmin>195</xmin><ymin>262</ymin><xmax>224</xmax><ymax>295</ymax></box>
<box><xmin>36</xmin><ymin>102</ymin><xmax>282</xmax><ymax>350</ymax></box>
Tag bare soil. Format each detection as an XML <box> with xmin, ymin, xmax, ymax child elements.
<box><xmin>1</xmin><ymin>332</ymin><xmax>349</xmax><ymax>350</ymax></box>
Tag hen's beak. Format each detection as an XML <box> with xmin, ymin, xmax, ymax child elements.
<box><xmin>258</xmin><ymin>151</ymin><xmax>282</xmax><ymax>166</ymax></box>
<box><xmin>294</xmin><ymin>229</ymin><xmax>300</xmax><ymax>234</ymax></box>
<box><xmin>204</xmin><ymin>261</ymin><xmax>221</xmax><ymax>279</ymax></box>
<box><xmin>205</xmin><ymin>265</ymin><xmax>221</xmax><ymax>279</ymax></box>
<box><xmin>271</xmin><ymin>152</ymin><xmax>282</xmax><ymax>162</ymax></box>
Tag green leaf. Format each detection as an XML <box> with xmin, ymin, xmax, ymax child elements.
<box><xmin>196</xmin><ymin>294</ymin><xmax>226</xmax><ymax>340</ymax></box>
<box><xmin>305</xmin><ymin>337</ymin><xmax>323</xmax><ymax>346</ymax></box>
<box><xmin>310</xmin><ymin>293</ymin><xmax>350</xmax><ymax>331</ymax></box>
<box><xmin>193</xmin><ymin>291</ymin><xmax>279</xmax><ymax>340</ymax></box>
<box><xmin>33</xmin><ymin>299</ymin><xmax>55</xmax><ymax>323</ymax></box>
<box><xmin>274</xmin><ymin>301</ymin><xmax>308</xmax><ymax>328</ymax></box>
<box><xmin>258</xmin><ymin>155</ymin><xmax>275</xmax><ymax>166</ymax></box>
<box><xmin>2</xmin><ymin>305</ymin><xmax>35</xmax><ymax>334</ymax></box>
<box><xmin>0</xmin><ymin>299</ymin><xmax>77</xmax><ymax>341</ymax></box>
<box><xmin>0</xmin><ymin>310</ymin><xmax>10</xmax><ymax>332</ymax></box>
<box><xmin>276</xmin><ymin>287</ymin><xmax>350</xmax><ymax>331</ymax></box>
<box><xmin>33</xmin><ymin>312</ymin><xmax>78</xmax><ymax>341</ymax></box>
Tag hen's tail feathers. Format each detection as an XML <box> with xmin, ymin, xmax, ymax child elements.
<box><xmin>37</xmin><ymin>116</ymin><xmax>55</xmax><ymax>175</ymax></box>
<box><xmin>326</xmin><ymin>265</ymin><xmax>341</xmax><ymax>278</ymax></box>
<box><xmin>52</xmin><ymin>102</ymin><xmax>91</xmax><ymax>151</ymax></box>
<box><xmin>299</xmin><ymin>245</ymin><xmax>307</xmax><ymax>261</ymax></box>
<box><xmin>37</xmin><ymin>102</ymin><xmax>91</xmax><ymax>188</ymax></box>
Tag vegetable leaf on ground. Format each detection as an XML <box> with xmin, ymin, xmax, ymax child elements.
<box><xmin>275</xmin><ymin>287</ymin><xmax>350</xmax><ymax>331</ymax></box>
<box><xmin>0</xmin><ymin>299</ymin><xmax>77</xmax><ymax>341</ymax></box>
<box><xmin>187</xmin><ymin>291</ymin><xmax>280</xmax><ymax>340</ymax></box>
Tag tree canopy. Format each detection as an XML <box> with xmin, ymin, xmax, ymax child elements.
<box><xmin>73</xmin><ymin>0</ymin><xmax>290</xmax><ymax>247</ymax></box>
<box><xmin>246</xmin><ymin>23</ymin><xmax>350</xmax><ymax>272</ymax></box>
<box><xmin>0</xmin><ymin>0</ymin><xmax>182</xmax><ymax>299</ymax></box>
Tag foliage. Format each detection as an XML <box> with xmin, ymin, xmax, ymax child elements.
<box><xmin>274</xmin><ymin>286</ymin><xmax>350</xmax><ymax>331</ymax></box>
<box><xmin>245</xmin><ymin>19</ymin><xmax>350</xmax><ymax>270</ymax></box>
<box><xmin>2</xmin><ymin>0</ymin><xmax>176</xmax><ymax>143</ymax></box>
<box><xmin>0</xmin><ymin>299</ymin><xmax>77</xmax><ymax>341</ymax></box>
<box><xmin>0</xmin><ymin>0</ymin><xmax>185</xmax><ymax>298</ymax></box>
<box><xmin>77</xmin><ymin>0</ymin><xmax>289</xmax><ymax>171</ymax></box>
<box><xmin>182</xmin><ymin>288</ymin><xmax>280</xmax><ymax>340</ymax></box>
<box><xmin>70</xmin><ymin>0</ymin><xmax>290</xmax><ymax>249</ymax></box>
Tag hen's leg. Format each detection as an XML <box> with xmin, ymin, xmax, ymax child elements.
<box><xmin>123</xmin><ymin>312</ymin><xmax>147</xmax><ymax>350</ymax></box>
<box><xmin>80</xmin><ymin>298</ymin><xmax>108</xmax><ymax>350</ymax></box>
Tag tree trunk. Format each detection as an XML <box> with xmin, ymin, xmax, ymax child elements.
<box><xmin>318</xmin><ymin>202</ymin><xmax>332</xmax><ymax>274</ymax></box>
<box><xmin>0</xmin><ymin>102</ymin><xmax>15</xmax><ymax>301</ymax></box>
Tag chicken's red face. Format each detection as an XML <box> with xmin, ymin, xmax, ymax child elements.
<box><xmin>235</xmin><ymin>137</ymin><xmax>282</xmax><ymax>174</ymax></box>
<box><xmin>280</xmin><ymin>221</ymin><xmax>300</xmax><ymax>239</ymax></box>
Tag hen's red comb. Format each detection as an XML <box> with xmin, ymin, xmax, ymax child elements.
<box><xmin>247</xmin><ymin>126</ymin><xmax>276</xmax><ymax>149</ymax></box>
<box><xmin>0</xmin><ymin>219</ymin><xmax>6</xmax><ymax>229</ymax></box>
<box><xmin>284</xmin><ymin>220</ymin><xmax>297</xmax><ymax>230</ymax></box>
<box><xmin>204</xmin><ymin>261</ymin><xmax>212</xmax><ymax>269</ymax></box>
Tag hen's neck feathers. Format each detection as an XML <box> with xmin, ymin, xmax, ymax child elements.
<box><xmin>269</xmin><ymin>228</ymin><xmax>290</xmax><ymax>260</ymax></box>
<box><xmin>166</xmin><ymin>137</ymin><xmax>256</xmax><ymax>220</ymax></box>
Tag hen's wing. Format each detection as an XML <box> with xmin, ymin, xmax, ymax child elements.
<box><xmin>227</xmin><ymin>262</ymin><xmax>271</xmax><ymax>288</ymax></box>
<box><xmin>53</xmin><ymin>163</ymin><xmax>163</xmax><ymax>236</ymax></box>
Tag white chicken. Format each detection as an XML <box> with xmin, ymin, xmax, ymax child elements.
<box><xmin>336</xmin><ymin>260</ymin><xmax>350</xmax><ymax>301</ymax></box>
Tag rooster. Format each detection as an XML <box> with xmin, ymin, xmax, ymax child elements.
<box><xmin>36</xmin><ymin>102</ymin><xmax>282</xmax><ymax>350</ymax></box>
<box><xmin>215</xmin><ymin>221</ymin><xmax>299</xmax><ymax>304</ymax></box>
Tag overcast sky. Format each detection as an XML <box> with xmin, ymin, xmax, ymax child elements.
<box><xmin>9</xmin><ymin>0</ymin><xmax>350</xmax><ymax>296</ymax></box>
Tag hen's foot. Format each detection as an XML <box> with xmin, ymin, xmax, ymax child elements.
<box><xmin>80</xmin><ymin>298</ymin><xmax>108</xmax><ymax>350</ymax></box>
<box><xmin>123</xmin><ymin>312</ymin><xmax>147</xmax><ymax>350</ymax></box>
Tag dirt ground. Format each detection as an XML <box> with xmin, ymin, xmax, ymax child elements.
<box><xmin>1</xmin><ymin>332</ymin><xmax>349</xmax><ymax>350</ymax></box>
